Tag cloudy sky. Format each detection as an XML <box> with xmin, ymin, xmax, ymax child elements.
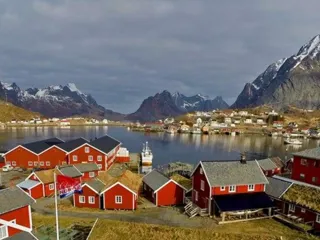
<box><xmin>0</xmin><ymin>0</ymin><xmax>319</xmax><ymax>113</ymax></box>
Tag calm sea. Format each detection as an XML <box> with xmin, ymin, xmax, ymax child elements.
<box><xmin>0</xmin><ymin>126</ymin><xmax>319</xmax><ymax>168</ymax></box>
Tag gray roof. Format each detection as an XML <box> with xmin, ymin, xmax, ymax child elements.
<box><xmin>22</xmin><ymin>137</ymin><xmax>65</xmax><ymax>154</ymax></box>
<box><xmin>143</xmin><ymin>170</ymin><xmax>170</xmax><ymax>191</ymax></box>
<box><xmin>265</xmin><ymin>177</ymin><xmax>292</xmax><ymax>198</ymax></box>
<box><xmin>201</xmin><ymin>160</ymin><xmax>269</xmax><ymax>186</ymax></box>
<box><xmin>17</xmin><ymin>180</ymin><xmax>41</xmax><ymax>190</ymax></box>
<box><xmin>0</xmin><ymin>187</ymin><xmax>35</xmax><ymax>215</ymax></box>
<box><xmin>7</xmin><ymin>232</ymin><xmax>37</xmax><ymax>240</ymax></box>
<box><xmin>74</xmin><ymin>163</ymin><xmax>99</xmax><ymax>173</ymax></box>
<box><xmin>85</xmin><ymin>180</ymin><xmax>105</xmax><ymax>193</ymax></box>
<box><xmin>256</xmin><ymin>158</ymin><xmax>278</xmax><ymax>171</ymax></box>
<box><xmin>90</xmin><ymin>135</ymin><xmax>121</xmax><ymax>154</ymax></box>
<box><xmin>292</xmin><ymin>147</ymin><xmax>320</xmax><ymax>160</ymax></box>
<box><xmin>58</xmin><ymin>165</ymin><xmax>82</xmax><ymax>178</ymax></box>
<box><xmin>57</xmin><ymin>138</ymin><xmax>89</xmax><ymax>152</ymax></box>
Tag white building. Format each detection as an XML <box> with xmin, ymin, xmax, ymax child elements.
<box><xmin>35</xmin><ymin>120</ymin><xmax>42</xmax><ymax>124</ymax></box>
<box><xmin>224</xmin><ymin>117</ymin><xmax>232</xmax><ymax>124</ymax></box>
<box><xmin>196</xmin><ymin>118</ymin><xmax>203</xmax><ymax>126</ymax></box>
<box><xmin>256</xmin><ymin>119</ymin><xmax>265</xmax><ymax>124</ymax></box>
<box><xmin>268</xmin><ymin>110</ymin><xmax>278</xmax><ymax>116</ymax></box>
<box><xmin>238</xmin><ymin>111</ymin><xmax>248</xmax><ymax>116</ymax></box>
<box><xmin>244</xmin><ymin>118</ymin><xmax>253</xmax><ymax>124</ymax></box>
<box><xmin>59</xmin><ymin>120</ymin><xmax>70</xmax><ymax>126</ymax></box>
<box><xmin>102</xmin><ymin>119</ymin><xmax>109</xmax><ymax>124</ymax></box>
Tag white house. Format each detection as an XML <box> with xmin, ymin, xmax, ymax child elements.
<box><xmin>59</xmin><ymin>120</ymin><xmax>70</xmax><ymax>126</ymax></box>
<box><xmin>268</xmin><ymin>110</ymin><xmax>278</xmax><ymax>116</ymax></box>
<box><xmin>196</xmin><ymin>118</ymin><xmax>203</xmax><ymax>126</ymax></box>
<box><xmin>102</xmin><ymin>119</ymin><xmax>109</xmax><ymax>124</ymax></box>
<box><xmin>244</xmin><ymin>118</ymin><xmax>253</xmax><ymax>124</ymax></box>
<box><xmin>256</xmin><ymin>119</ymin><xmax>265</xmax><ymax>125</ymax></box>
<box><xmin>224</xmin><ymin>117</ymin><xmax>232</xmax><ymax>124</ymax></box>
<box><xmin>238</xmin><ymin>111</ymin><xmax>248</xmax><ymax>116</ymax></box>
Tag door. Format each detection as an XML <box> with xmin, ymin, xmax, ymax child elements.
<box><xmin>0</xmin><ymin>225</ymin><xmax>8</xmax><ymax>239</ymax></box>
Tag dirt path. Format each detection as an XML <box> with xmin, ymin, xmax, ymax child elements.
<box><xmin>32</xmin><ymin>198</ymin><xmax>216</xmax><ymax>228</ymax></box>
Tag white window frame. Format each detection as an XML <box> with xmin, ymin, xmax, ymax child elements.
<box><xmin>28</xmin><ymin>161</ymin><xmax>33</xmax><ymax>166</ymax></box>
<box><xmin>46</xmin><ymin>161</ymin><xmax>50</xmax><ymax>166</ymax></box>
<box><xmin>300</xmin><ymin>159</ymin><xmax>307</xmax><ymax>165</ymax></box>
<box><xmin>289</xmin><ymin>204</ymin><xmax>295</xmax><ymax>212</ymax></box>
<box><xmin>300</xmin><ymin>173</ymin><xmax>305</xmax><ymax>179</ymax></box>
<box><xmin>79</xmin><ymin>196</ymin><xmax>85</xmax><ymax>203</ymax></box>
<box><xmin>115</xmin><ymin>195</ymin><xmax>122</xmax><ymax>204</ymax></box>
<box><xmin>49</xmin><ymin>183</ymin><xmax>54</xmax><ymax>190</ymax></box>
<box><xmin>199</xmin><ymin>167</ymin><xmax>203</xmax><ymax>175</ymax></box>
<box><xmin>73</xmin><ymin>155</ymin><xmax>78</xmax><ymax>161</ymax></box>
<box><xmin>195</xmin><ymin>190</ymin><xmax>198</xmax><ymax>201</ymax></box>
<box><xmin>312</xmin><ymin>177</ymin><xmax>318</xmax><ymax>183</ymax></box>
<box><xmin>97</xmin><ymin>155</ymin><xmax>102</xmax><ymax>161</ymax></box>
<box><xmin>89</xmin><ymin>172</ymin><xmax>95</xmax><ymax>178</ymax></box>
<box><xmin>11</xmin><ymin>161</ymin><xmax>16</xmax><ymax>166</ymax></box>
<box><xmin>0</xmin><ymin>225</ymin><xmax>8</xmax><ymax>239</ymax></box>
<box><xmin>301</xmin><ymin>208</ymin><xmax>306</xmax><ymax>213</ymax></box>
<box><xmin>97</xmin><ymin>164</ymin><xmax>102</xmax><ymax>170</ymax></box>
<box><xmin>229</xmin><ymin>185</ymin><xmax>236</xmax><ymax>193</ymax></box>
<box><xmin>34</xmin><ymin>161</ymin><xmax>38</xmax><ymax>166</ymax></box>
<box><xmin>40</xmin><ymin>161</ymin><xmax>44</xmax><ymax>166</ymax></box>
<box><xmin>248</xmin><ymin>184</ymin><xmax>255</xmax><ymax>192</ymax></box>
<box><xmin>88</xmin><ymin>155</ymin><xmax>93</xmax><ymax>161</ymax></box>
<box><xmin>220</xmin><ymin>186</ymin><xmax>225</xmax><ymax>191</ymax></box>
<box><xmin>88</xmin><ymin>196</ymin><xmax>95</xmax><ymax>204</ymax></box>
<box><xmin>200</xmin><ymin>180</ymin><xmax>205</xmax><ymax>191</ymax></box>
<box><xmin>85</xmin><ymin>147</ymin><xmax>90</xmax><ymax>153</ymax></box>
<box><xmin>316</xmin><ymin>214</ymin><xmax>320</xmax><ymax>223</ymax></box>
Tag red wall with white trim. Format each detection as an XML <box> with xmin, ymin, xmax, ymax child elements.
<box><xmin>103</xmin><ymin>184</ymin><xmax>136</xmax><ymax>210</ymax></box>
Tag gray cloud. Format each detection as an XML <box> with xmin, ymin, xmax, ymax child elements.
<box><xmin>0</xmin><ymin>0</ymin><xmax>319</xmax><ymax>113</ymax></box>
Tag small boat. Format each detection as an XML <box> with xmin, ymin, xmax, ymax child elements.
<box><xmin>284</xmin><ymin>138</ymin><xmax>302</xmax><ymax>145</ymax></box>
<box><xmin>141</xmin><ymin>141</ymin><xmax>153</xmax><ymax>166</ymax></box>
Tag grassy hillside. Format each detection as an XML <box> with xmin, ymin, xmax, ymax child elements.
<box><xmin>0</xmin><ymin>100</ymin><xmax>41</xmax><ymax>123</ymax></box>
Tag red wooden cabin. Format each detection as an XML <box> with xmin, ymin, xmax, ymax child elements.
<box><xmin>266</xmin><ymin>176</ymin><xmax>320</xmax><ymax>233</ymax></box>
<box><xmin>56</xmin><ymin>165</ymin><xmax>82</xmax><ymax>182</ymax></box>
<box><xmin>291</xmin><ymin>147</ymin><xmax>320</xmax><ymax>186</ymax></box>
<box><xmin>3</xmin><ymin>137</ymin><xmax>65</xmax><ymax>169</ymax></box>
<box><xmin>142</xmin><ymin>170</ymin><xmax>187</xmax><ymax>206</ymax></box>
<box><xmin>100</xmin><ymin>170</ymin><xmax>141</xmax><ymax>210</ymax></box>
<box><xmin>73</xmin><ymin>163</ymin><xmax>100</xmax><ymax>181</ymax></box>
<box><xmin>74</xmin><ymin>180</ymin><xmax>105</xmax><ymax>209</ymax></box>
<box><xmin>0</xmin><ymin>187</ymin><xmax>37</xmax><ymax>239</ymax></box>
<box><xmin>26</xmin><ymin>169</ymin><xmax>55</xmax><ymax>197</ymax></box>
<box><xmin>17</xmin><ymin>179</ymin><xmax>44</xmax><ymax>199</ymax></box>
<box><xmin>190</xmin><ymin>159</ymin><xmax>273</xmax><ymax>221</ymax></box>
<box><xmin>256</xmin><ymin>157</ymin><xmax>285</xmax><ymax>177</ymax></box>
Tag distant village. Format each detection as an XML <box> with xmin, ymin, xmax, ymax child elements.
<box><xmin>132</xmin><ymin>109</ymin><xmax>320</xmax><ymax>139</ymax></box>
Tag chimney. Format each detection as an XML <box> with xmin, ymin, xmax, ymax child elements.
<box><xmin>240</xmin><ymin>153</ymin><xmax>246</xmax><ymax>164</ymax></box>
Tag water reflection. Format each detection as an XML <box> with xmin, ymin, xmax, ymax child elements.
<box><xmin>0</xmin><ymin>126</ymin><xmax>319</xmax><ymax>166</ymax></box>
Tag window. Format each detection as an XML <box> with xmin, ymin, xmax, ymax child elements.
<box><xmin>195</xmin><ymin>190</ymin><xmax>198</xmax><ymax>201</ymax></box>
<box><xmin>289</xmin><ymin>204</ymin><xmax>295</xmax><ymax>212</ymax></box>
<box><xmin>248</xmin><ymin>184</ymin><xmax>255</xmax><ymax>191</ymax></box>
<box><xmin>34</xmin><ymin>161</ymin><xmax>38</xmax><ymax>166</ymax></box>
<box><xmin>229</xmin><ymin>185</ymin><xmax>236</xmax><ymax>193</ymax></box>
<box><xmin>199</xmin><ymin>167</ymin><xmax>203</xmax><ymax>174</ymax></box>
<box><xmin>0</xmin><ymin>225</ymin><xmax>8</xmax><ymax>239</ymax></box>
<box><xmin>89</xmin><ymin>172</ymin><xmax>95</xmax><ymax>178</ymax></box>
<box><xmin>115</xmin><ymin>196</ymin><xmax>122</xmax><ymax>204</ymax></box>
<box><xmin>317</xmin><ymin>214</ymin><xmax>320</xmax><ymax>223</ymax></box>
<box><xmin>301</xmin><ymin>208</ymin><xmax>306</xmax><ymax>213</ymax></box>
<box><xmin>79</xmin><ymin>196</ymin><xmax>85</xmax><ymax>203</ymax></box>
<box><xmin>46</xmin><ymin>161</ymin><xmax>50</xmax><ymax>166</ymax></box>
<box><xmin>28</xmin><ymin>161</ymin><xmax>33</xmax><ymax>166</ymax></box>
<box><xmin>300</xmin><ymin>159</ymin><xmax>307</xmax><ymax>166</ymax></box>
<box><xmin>200</xmin><ymin>180</ymin><xmax>205</xmax><ymax>191</ymax></box>
<box><xmin>85</xmin><ymin>147</ymin><xmax>90</xmax><ymax>153</ymax></box>
<box><xmin>97</xmin><ymin>155</ymin><xmax>102</xmax><ymax>161</ymax></box>
<box><xmin>73</xmin><ymin>155</ymin><xmax>78</xmax><ymax>161</ymax></box>
<box><xmin>49</xmin><ymin>183</ymin><xmax>54</xmax><ymax>190</ymax></box>
<box><xmin>97</xmin><ymin>164</ymin><xmax>102</xmax><ymax>170</ymax></box>
<box><xmin>88</xmin><ymin>196</ymin><xmax>95</xmax><ymax>204</ymax></box>
<box><xmin>220</xmin><ymin>186</ymin><xmax>225</xmax><ymax>191</ymax></box>
<box><xmin>88</xmin><ymin>155</ymin><xmax>93</xmax><ymax>161</ymax></box>
<box><xmin>11</xmin><ymin>161</ymin><xmax>16</xmax><ymax>166</ymax></box>
<box><xmin>143</xmin><ymin>184</ymin><xmax>146</xmax><ymax>190</ymax></box>
<box><xmin>312</xmin><ymin>177</ymin><xmax>318</xmax><ymax>183</ymax></box>
<box><xmin>40</xmin><ymin>162</ymin><xmax>44</xmax><ymax>166</ymax></box>
<box><xmin>300</xmin><ymin>173</ymin><xmax>305</xmax><ymax>180</ymax></box>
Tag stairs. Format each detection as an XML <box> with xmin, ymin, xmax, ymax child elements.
<box><xmin>184</xmin><ymin>201</ymin><xmax>200</xmax><ymax>218</ymax></box>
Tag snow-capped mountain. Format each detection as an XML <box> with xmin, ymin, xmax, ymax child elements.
<box><xmin>232</xmin><ymin>34</ymin><xmax>320</xmax><ymax>109</ymax></box>
<box><xmin>127</xmin><ymin>90</ymin><xmax>229</xmax><ymax>121</ymax></box>
<box><xmin>0</xmin><ymin>82</ymin><xmax>123</xmax><ymax>119</ymax></box>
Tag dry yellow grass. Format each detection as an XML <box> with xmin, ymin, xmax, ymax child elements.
<box><xmin>282</xmin><ymin>184</ymin><xmax>320</xmax><ymax>212</ymax></box>
<box><xmin>88</xmin><ymin>218</ymin><xmax>317</xmax><ymax>240</ymax></box>
<box><xmin>0</xmin><ymin>100</ymin><xmax>40</xmax><ymax>122</ymax></box>
<box><xmin>170</xmin><ymin>174</ymin><xmax>192</xmax><ymax>190</ymax></box>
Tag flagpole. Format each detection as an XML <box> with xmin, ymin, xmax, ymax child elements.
<box><xmin>54</xmin><ymin>172</ymin><xmax>60</xmax><ymax>240</ymax></box>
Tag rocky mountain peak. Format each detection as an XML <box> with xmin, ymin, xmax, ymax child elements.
<box><xmin>232</xmin><ymin>34</ymin><xmax>320</xmax><ymax>110</ymax></box>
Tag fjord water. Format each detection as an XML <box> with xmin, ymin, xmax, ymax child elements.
<box><xmin>0</xmin><ymin>126</ymin><xmax>318</xmax><ymax>167</ymax></box>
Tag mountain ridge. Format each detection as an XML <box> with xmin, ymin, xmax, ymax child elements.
<box><xmin>232</xmin><ymin>34</ymin><xmax>320</xmax><ymax>110</ymax></box>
